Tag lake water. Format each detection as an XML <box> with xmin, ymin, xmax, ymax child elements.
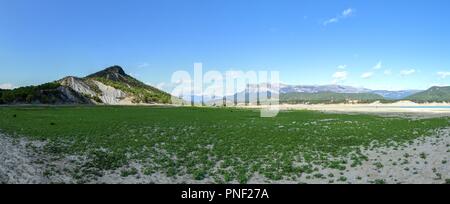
<box><xmin>398</xmin><ymin>106</ymin><xmax>450</xmax><ymax>109</ymax></box>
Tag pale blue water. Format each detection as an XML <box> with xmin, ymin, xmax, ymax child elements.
<box><xmin>398</xmin><ymin>106</ymin><xmax>450</xmax><ymax>109</ymax></box>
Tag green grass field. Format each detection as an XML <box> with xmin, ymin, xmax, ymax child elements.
<box><xmin>0</xmin><ymin>106</ymin><xmax>448</xmax><ymax>183</ymax></box>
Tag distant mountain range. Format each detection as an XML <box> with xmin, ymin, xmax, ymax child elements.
<box><xmin>278</xmin><ymin>85</ymin><xmax>422</xmax><ymax>100</ymax></box>
<box><xmin>279</xmin><ymin>84</ymin><xmax>371</xmax><ymax>94</ymax></box>
<box><xmin>201</xmin><ymin>84</ymin><xmax>450</xmax><ymax>104</ymax></box>
<box><xmin>0</xmin><ymin>66</ymin><xmax>172</xmax><ymax>105</ymax></box>
<box><xmin>221</xmin><ymin>84</ymin><xmax>424</xmax><ymax>104</ymax></box>
<box><xmin>368</xmin><ymin>90</ymin><xmax>422</xmax><ymax>100</ymax></box>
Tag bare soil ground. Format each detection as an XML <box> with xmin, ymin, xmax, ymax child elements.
<box><xmin>248</xmin><ymin>129</ymin><xmax>450</xmax><ymax>184</ymax></box>
<box><xmin>0</xmin><ymin>135</ymin><xmax>49</xmax><ymax>184</ymax></box>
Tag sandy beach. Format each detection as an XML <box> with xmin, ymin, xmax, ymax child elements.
<box><xmin>246</xmin><ymin>101</ymin><xmax>450</xmax><ymax>118</ymax></box>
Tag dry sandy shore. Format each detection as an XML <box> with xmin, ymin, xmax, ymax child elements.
<box><xmin>249</xmin><ymin>129</ymin><xmax>450</xmax><ymax>184</ymax></box>
<box><xmin>245</xmin><ymin>101</ymin><xmax>450</xmax><ymax>118</ymax></box>
<box><xmin>0</xmin><ymin>135</ymin><xmax>78</xmax><ymax>184</ymax></box>
<box><xmin>0</xmin><ymin>135</ymin><xmax>47</xmax><ymax>184</ymax></box>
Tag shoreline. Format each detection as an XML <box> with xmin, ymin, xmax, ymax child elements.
<box><xmin>244</xmin><ymin>101</ymin><xmax>450</xmax><ymax>118</ymax></box>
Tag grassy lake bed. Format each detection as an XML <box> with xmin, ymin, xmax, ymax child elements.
<box><xmin>1</xmin><ymin>106</ymin><xmax>449</xmax><ymax>184</ymax></box>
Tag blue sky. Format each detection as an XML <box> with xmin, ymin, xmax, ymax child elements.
<box><xmin>1</xmin><ymin>0</ymin><xmax>450</xmax><ymax>91</ymax></box>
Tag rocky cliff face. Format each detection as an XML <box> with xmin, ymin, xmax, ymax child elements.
<box><xmin>58</xmin><ymin>76</ymin><xmax>97</xmax><ymax>98</ymax></box>
<box><xmin>57</xmin><ymin>76</ymin><xmax>131</xmax><ymax>105</ymax></box>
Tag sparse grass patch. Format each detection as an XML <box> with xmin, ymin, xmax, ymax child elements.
<box><xmin>120</xmin><ymin>167</ymin><xmax>138</xmax><ymax>177</ymax></box>
<box><xmin>419</xmin><ymin>152</ymin><xmax>427</xmax><ymax>160</ymax></box>
<box><xmin>374</xmin><ymin>162</ymin><xmax>384</xmax><ymax>169</ymax></box>
<box><xmin>338</xmin><ymin>176</ymin><xmax>347</xmax><ymax>182</ymax></box>
<box><xmin>371</xmin><ymin>179</ymin><xmax>386</xmax><ymax>184</ymax></box>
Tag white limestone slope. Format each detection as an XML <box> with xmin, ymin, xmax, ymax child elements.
<box><xmin>58</xmin><ymin>76</ymin><xmax>134</xmax><ymax>105</ymax></box>
<box><xmin>59</xmin><ymin>76</ymin><xmax>97</xmax><ymax>97</ymax></box>
<box><xmin>92</xmin><ymin>80</ymin><xmax>131</xmax><ymax>105</ymax></box>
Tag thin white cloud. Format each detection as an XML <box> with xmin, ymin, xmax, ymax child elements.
<box><xmin>0</xmin><ymin>83</ymin><xmax>14</xmax><ymax>90</ymax></box>
<box><xmin>342</xmin><ymin>8</ymin><xmax>354</xmax><ymax>17</ymax></box>
<box><xmin>361</xmin><ymin>72</ymin><xmax>374</xmax><ymax>79</ymax></box>
<box><xmin>383</xmin><ymin>69</ymin><xmax>392</xmax><ymax>75</ymax></box>
<box><xmin>373</xmin><ymin>61</ymin><xmax>382</xmax><ymax>70</ymax></box>
<box><xmin>137</xmin><ymin>63</ymin><xmax>150</xmax><ymax>69</ymax></box>
<box><xmin>323</xmin><ymin>8</ymin><xmax>355</xmax><ymax>26</ymax></box>
<box><xmin>332</xmin><ymin>71</ymin><xmax>348</xmax><ymax>83</ymax></box>
<box><xmin>437</xmin><ymin>71</ymin><xmax>450</xmax><ymax>79</ymax></box>
<box><xmin>400</xmin><ymin>69</ymin><xmax>416</xmax><ymax>76</ymax></box>
<box><xmin>337</xmin><ymin>65</ymin><xmax>347</xmax><ymax>69</ymax></box>
<box><xmin>323</xmin><ymin>18</ymin><xmax>339</xmax><ymax>25</ymax></box>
